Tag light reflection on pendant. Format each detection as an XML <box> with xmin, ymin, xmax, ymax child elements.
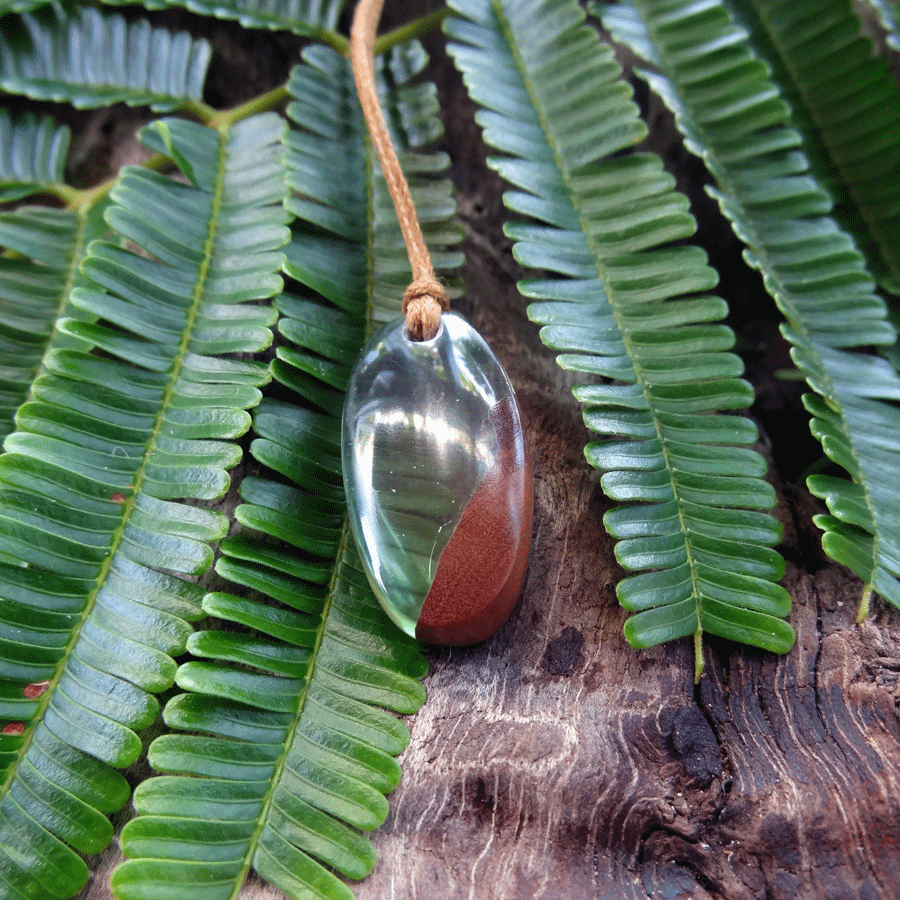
<box><xmin>342</xmin><ymin>312</ymin><xmax>532</xmax><ymax>645</ymax></box>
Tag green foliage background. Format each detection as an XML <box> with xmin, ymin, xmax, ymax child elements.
<box><xmin>0</xmin><ymin>0</ymin><xmax>897</xmax><ymax>898</ymax></box>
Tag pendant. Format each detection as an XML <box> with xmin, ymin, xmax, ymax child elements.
<box><xmin>342</xmin><ymin>312</ymin><xmax>532</xmax><ymax>645</ymax></box>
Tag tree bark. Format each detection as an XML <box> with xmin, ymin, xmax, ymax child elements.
<box><xmin>76</xmin><ymin>7</ymin><xmax>900</xmax><ymax>900</ymax></box>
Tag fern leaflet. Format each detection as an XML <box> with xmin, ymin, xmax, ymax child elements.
<box><xmin>0</xmin><ymin>202</ymin><xmax>102</xmax><ymax>440</ymax></box>
<box><xmin>859</xmin><ymin>0</ymin><xmax>900</xmax><ymax>50</ymax></box>
<box><xmin>0</xmin><ymin>110</ymin><xmax>69</xmax><ymax>202</ymax></box>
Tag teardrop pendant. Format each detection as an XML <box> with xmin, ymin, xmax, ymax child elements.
<box><xmin>342</xmin><ymin>313</ymin><xmax>532</xmax><ymax>645</ymax></box>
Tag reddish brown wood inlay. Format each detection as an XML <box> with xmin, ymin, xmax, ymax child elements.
<box><xmin>416</xmin><ymin>395</ymin><xmax>532</xmax><ymax>645</ymax></box>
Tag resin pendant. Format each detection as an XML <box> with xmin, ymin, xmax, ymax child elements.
<box><xmin>342</xmin><ymin>312</ymin><xmax>532</xmax><ymax>645</ymax></box>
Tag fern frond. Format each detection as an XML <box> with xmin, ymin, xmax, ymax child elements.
<box><xmin>0</xmin><ymin>4</ymin><xmax>211</xmax><ymax>111</ymax></box>
<box><xmin>445</xmin><ymin>0</ymin><xmax>793</xmax><ymax>679</ymax></box>
<box><xmin>723</xmin><ymin>0</ymin><xmax>900</xmax><ymax>288</ymax></box>
<box><xmin>112</xmin><ymin>42</ymin><xmax>459</xmax><ymax>900</ymax></box>
<box><xmin>0</xmin><ymin>113</ymin><xmax>288</xmax><ymax>900</ymax></box>
<box><xmin>597</xmin><ymin>0</ymin><xmax>900</xmax><ymax>617</ymax></box>
<box><xmin>99</xmin><ymin>0</ymin><xmax>346</xmax><ymax>37</ymax></box>
<box><xmin>0</xmin><ymin>110</ymin><xmax>69</xmax><ymax>202</ymax></box>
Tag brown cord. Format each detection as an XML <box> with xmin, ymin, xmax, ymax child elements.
<box><xmin>350</xmin><ymin>0</ymin><xmax>449</xmax><ymax>341</ymax></box>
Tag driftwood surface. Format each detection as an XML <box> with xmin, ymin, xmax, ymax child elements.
<box><xmin>66</xmin><ymin>4</ymin><xmax>900</xmax><ymax>899</ymax></box>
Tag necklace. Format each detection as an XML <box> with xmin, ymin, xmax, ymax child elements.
<box><xmin>344</xmin><ymin>0</ymin><xmax>532</xmax><ymax>644</ymax></box>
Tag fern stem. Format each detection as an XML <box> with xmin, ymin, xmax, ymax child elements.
<box><xmin>226</xmin><ymin>518</ymin><xmax>354</xmax><ymax>900</ymax></box>
<box><xmin>857</xmin><ymin>587</ymin><xmax>872</xmax><ymax>623</ymax></box>
<box><xmin>184</xmin><ymin>98</ymin><xmax>218</xmax><ymax>124</ymax></box>
<box><xmin>47</xmin><ymin>182</ymin><xmax>79</xmax><ymax>205</ymax></box>
<box><xmin>492</xmin><ymin>0</ymin><xmax>712</xmax><ymax>673</ymax></box>
<box><xmin>57</xmin><ymin>8</ymin><xmax>448</xmax><ymax>219</ymax></box>
<box><xmin>68</xmin><ymin>180</ymin><xmax>113</xmax><ymax>215</ymax></box>
<box><xmin>24</xmin><ymin>132</ymin><xmax>230</xmax><ymax>792</ymax></box>
<box><xmin>0</xmin><ymin>202</ymin><xmax>158</xmax><ymax>798</ymax></box>
<box><xmin>736</xmin><ymin>0</ymin><xmax>900</xmax><ymax>283</ymax></box>
<box><xmin>65</xmin><ymin>85</ymin><xmax>289</xmax><ymax>214</ymax></box>
<box><xmin>67</xmin><ymin>151</ymin><xmax>171</xmax><ymax>213</ymax></box>
<box><xmin>373</xmin><ymin>8</ymin><xmax>450</xmax><ymax>54</ymax></box>
<box><xmin>209</xmin><ymin>84</ymin><xmax>290</xmax><ymax>131</ymax></box>
<box><xmin>317</xmin><ymin>28</ymin><xmax>351</xmax><ymax>54</ymax></box>
<box><xmin>694</xmin><ymin>629</ymin><xmax>704</xmax><ymax>683</ymax></box>
<box><xmin>617</xmin><ymin>0</ymin><xmax>892</xmax><ymax>621</ymax></box>
<box><xmin>27</xmin><ymin>208</ymin><xmax>90</xmax><ymax>393</ymax></box>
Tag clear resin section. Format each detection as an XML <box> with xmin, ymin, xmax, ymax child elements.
<box><xmin>342</xmin><ymin>312</ymin><xmax>531</xmax><ymax>643</ymax></box>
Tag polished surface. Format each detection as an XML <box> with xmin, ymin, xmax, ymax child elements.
<box><xmin>342</xmin><ymin>313</ymin><xmax>531</xmax><ymax>643</ymax></box>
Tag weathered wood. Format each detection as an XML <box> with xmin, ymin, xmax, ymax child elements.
<box><xmin>75</xmin><ymin>7</ymin><xmax>900</xmax><ymax>900</ymax></box>
<box><xmin>345</xmin><ymin>51</ymin><xmax>900</xmax><ymax>893</ymax></box>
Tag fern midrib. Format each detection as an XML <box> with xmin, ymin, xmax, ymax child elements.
<box><xmin>1</xmin><ymin>128</ymin><xmax>230</xmax><ymax>797</ymax></box>
<box><xmin>110</xmin><ymin>125</ymin><xmax>229</xmax><ymax>551</ymax></box>
<box><xmin>632</xmin><ymin>1</ymin><xmax>883</xmax><ymax>611</ymax></box>
<box><xmin>742</xmin><ymin>0</ymin><xmax>900</xmax><ymax>280</ymax></box>
<box><xmin>492</xmin><ymin>0</ymin><xmax>706</xmax><ymax>674</ymax></box>
<box><xmin>227</xmin><ymin>518</ymin><xmax>354</xmax><ymax>900</ymax></box>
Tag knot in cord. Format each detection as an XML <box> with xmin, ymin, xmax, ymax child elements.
<box><xmin>402</xmin><ymin>277</ymin><xmax>449</xmax><ymax>341</ymax></box>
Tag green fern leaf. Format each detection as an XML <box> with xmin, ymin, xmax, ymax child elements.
<box><xmin>0</xmin><ymin>3</ymin><xmax>211</xmax><ymax>110</ymax></box>
<box><xmin>723</xmin><ymin>0</ymin><xmax>900</xmax><ymax>288</ymax></box>
<box><xmin>0</xmin><ymin>110</ymin><xmax>69</xmax><ymax>202</ymax></box>
<box><xmin>597</xmin><ymin>0</ymin><xmax>900</xmax><ymax>618</ymax></box>
<box><xmin>0</xmin><ymin>113</ymin><xmax>288</xmax><ymax>900</ymax></box>
<box><xmin>445</xmin><ymin>0</ymin><xmax>794</xmax><ymax>679</ymax></box>
<box><xmin>101</xmin><ymin>0</ymin><xmax>346</xmax><ymax>37</ymax></box>
<box><xmin>111</xmin><ymin>43</ymin><xmax>458</xmax><ymax>900</ymax></box>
